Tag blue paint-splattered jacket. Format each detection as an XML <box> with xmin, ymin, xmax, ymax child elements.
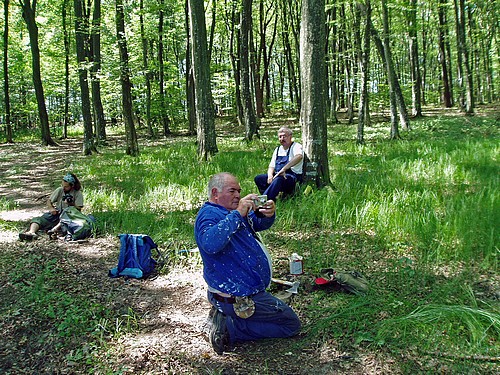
<box><xmin>194</xmin><ymin>202</ymin><xmax>275</xmax><ymax>296</ymax></box>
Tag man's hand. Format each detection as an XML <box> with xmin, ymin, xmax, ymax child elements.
<box><xmin>273</xmin><ymin>168</ymin><xmax>287</xmax><ymax>180</ymax></box>
<box><xmin>257</xmin><ymin>199</ymin><xmax>276</xmax><ymax>217</ymax></box>
<box><xmin>237</xmin><ymin>194</ymin><xmax>258</xmax><ymax>217</ymax></box>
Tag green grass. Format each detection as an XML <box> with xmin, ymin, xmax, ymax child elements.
<box><xmin>1</xmin><ymin>110</ymin><xmax>498</xmax><ymax>372</ymax></box>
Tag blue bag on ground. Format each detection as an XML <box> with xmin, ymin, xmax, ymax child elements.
<box><xmin>109</xmin><ymin>234</ymin><xmax>164</xmax><ymax>279</ymax></box>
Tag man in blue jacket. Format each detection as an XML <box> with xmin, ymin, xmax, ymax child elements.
<box><xmin>195</xmin><ymin>172</ymin><xmax>301</xmax><ymax>354</ymax></box>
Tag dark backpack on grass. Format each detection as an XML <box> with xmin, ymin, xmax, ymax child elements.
<box><xmin>109</xmin><ymin>234</ymin><xmax>165</xmax><ymax>279</ymax></box>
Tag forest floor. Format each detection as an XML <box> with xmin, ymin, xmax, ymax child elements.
<box><xmin>0</xmin><ymin>139</ymin><xmax>404</xmax><ymax>374</ymax></box>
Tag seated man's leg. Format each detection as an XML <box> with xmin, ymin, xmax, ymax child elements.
<box><xmin>210</xmin><ymin>291</ymin><xmax>301</xmax><ymax>345</ymax></box>
<box><xmin>264</xmin><ymin>175</ymin><xmax>298</xmax><ymax>201</ymax></box>
<box><xmin>254</xmin><ymin>174</ymin><xmax>269</xmax><ymax>195</ymax></box>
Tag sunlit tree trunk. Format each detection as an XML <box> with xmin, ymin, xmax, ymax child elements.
<box><xmin>74</xmin><ymin>0</ymin><xmax>97</xmax><ymax>155</ymax></box>
<box><xmin>454</xmin><ymin>0</ymin><xmax>474</xmax><ymax>114</ymax></box>
<box><xmin>241</xmin><ymin>0</ymin><xmax>259</xmax><ymax>141</ymax></box>
<box><xmin>3</xmin><ymin>0</ymin><xmax>13</xmax><ymax>143</ymax></box>
<box><xmin>357</xmin><ymin>1</ymin><xmax>371</xmax><ymax>144</ymax></box>
<box><xmin>21</xmin><ymin>0</ymin><xmax>57</xmax><ymax>146</ymax></box>
<box><xmin>438</xmin><ymin>0</ymin><xmax>453</xmax><ymax>107</ymax></box>
<box><xmin>62</xmin><ymin>0</ymin><xmax>70</xmax><ymax>138</ymax></box>
<box><xmin>116</xmin><ymin>0</ymin><xmax>139</xmax><ymax>156</ymax></box>
<box><xmin>406</xmin><ymin>0</ymin><xmax>422</xmax><ymax>117</ymax></box>
<box><xmin>185</xmin><ymin>0</ymin><xmax>196</xmax><ymax>135</ymax></box>
<box><xmin>140</xmin><ymin>0</ymin><xmax>154</xmax><ymax>138</ymax></box>
<box><xmin>158</xmin><ymin>0</ymin><xmax>171</xmax><ymax>136</ymax></box>
<box><xmin>91</xmin><ymin>0</ymin><xmax>107</xmax><ymax>144</ymax></box>
<box><xmin>300</xmin><ymin>0</ymin><xmax>330</xmax><ymax>188</ymax></box>
<box><xmin>188</xmin><ymin>0</ymin><xmax>218</xmax><ymax>159</ymax></box>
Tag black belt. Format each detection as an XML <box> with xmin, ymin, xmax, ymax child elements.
<box><xmin>211</xmin><ymin>292</ymin><xmax>236</xmax><ymax>304</ymax></box>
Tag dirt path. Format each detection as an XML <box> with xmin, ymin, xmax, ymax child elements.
<box><xmin>0</xmin><ymin>140</ymin><xmax>394</xmax><ymax>374</ymax></box>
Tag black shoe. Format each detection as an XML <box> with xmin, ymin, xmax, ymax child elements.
<box><xmin>19</xmin><ymin>232</ymin><xmax>39</xmax><ymax>241</ymax></box>
<box><xmin>209</xmin><ymin>308</ymin><xmax>229</xmax><ymax>355</ymax></box>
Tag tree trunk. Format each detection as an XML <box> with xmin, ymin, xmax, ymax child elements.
<box><xmin>381</xmin><ymin>0</ymin><xmax>400</xmax><ymax>139</ymax></box>
<box><xmin>188</xmin><ymin>0</ymin><xmax>218</xmax><ymax>160</ymax></box>
<box><xmin>140</xmin><ymin>0</ymin><xmax>154</xmax><ymax>138</ymax></box>
<box><xmin>74</xmin><ymin>0</ymin><xmax>97</xmax><ymax>155</ymax></box>
<box><xmin>62</xmin><ymin>0</ymin><xmax>70</xmax><ymax>138</ymax></box>
<box><xmin>240</xmin><ymin>0</ymin><xmax>259</xmax><ymax>141</ymax></box>
<box><xmin>158</xmin><ymin>0</ymin><xmax>171</xmax><ymax>136</ymax></box>
<box><xmin>300</xmin><ymin>0</ymin><xmax>330</xmax><ymax>188</ymax></box>
<box><xmin>3</xmin><ymin>0</ymin><xmax>13</xmax><ymax>143</ymax></box>
<box><xmin>406</xmin><ymin>0</ymin><xmax>422</xmax><ymax>117</ymax></box>
<box><xmin>185</xmin><ymin>0</ymin><xmax>196</xmax><ymax>135</ymax></box>
<box><xmin>21</xmin><ymin>0</ymin><xmax>57</xmax><ymax>146</ymax></box>
<box><xmin>326</xmin><ymin>5</ymin><xmax>338</xmax><ymax>124</ymax></box>
<box><xmin>357</xmin><ymin>1</ymin><xmax>371</xmax><ymax>145</ymax></box>
<box><xmin>454</xmin><ymin>0</ymin><xmax>474</xmax><ymax>114</ymax></box>
<box><xmin>91</xmin><ymin>0</ymin><xmax>107</xmax><ymax>144</ymax></box>
<box><xmin>438</xmin><ymin>0</ymin><xmax>453</xmax><ymax>107</ymax></box>
<box><xmin>116</xmin><ymin>0</ymin><xmax>139</xmax><ymax>156</ymax></box>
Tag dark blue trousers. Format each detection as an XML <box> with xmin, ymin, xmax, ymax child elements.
<box><xmin>254</xmin><ymin>174</ymin><xmax>298</xmax><ymax>202</ymax></box>
<box><xmin>208</xmin><ymin>291</ymin><xmax>301</xmax><ymax>344</ymax></box>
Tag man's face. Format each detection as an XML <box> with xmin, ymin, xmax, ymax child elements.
<box><xmin>62</xmin><ymin>181</ymin><xmax>72</xmax><ymax>193</ymax></box>
<box><xmin>278</xmin><ymin>131</ymin><xmax>292</xmax><ymax>148</ymax></box>
<box><xmin>213</xmin><ymin>176</ymin><xmax>241</xmax><ymax>210</ymax></box>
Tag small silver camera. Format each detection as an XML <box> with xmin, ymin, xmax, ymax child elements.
<box><xmin>253</xmin><ymin>195</ymin><xmax>268</xmax><ymax>208</ymax></box>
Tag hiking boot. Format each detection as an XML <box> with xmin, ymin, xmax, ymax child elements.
<box><xmin>19</xmin><ymin>232</ymin><xmax>39</xmax><ymax>241</ymax></box>
<box><xmin>209</xmin><ymin>308</ymin><xmax>229</xmax><ymax>355</ymax></box>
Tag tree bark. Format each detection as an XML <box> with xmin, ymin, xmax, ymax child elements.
<box><xmin>62</xmin><ymin>0</ymin><xmax>70</xmax><ymax>138</ymax></box>
<box><xmin>140</xmin><ymin>0</ymin><xmax>154</xmax><ymax>138</ymax></box>
<box><xmin>3</xmin><ymin>0</ymin><xmax>13</xmax><ymax>143</ymax></box>
<box><xmin>185</xmin><ymin>0</ymin><xmax>196</xmax><ymax>135</ymax></box>
<box><xmin>406</xmin><ymin>0</ymin><xmax>422</xmax><ymax>117</ymax></box>
<box><xmin>454</xmin><ymin>0</ymin><xmax>474</xmax><ymax>114</ymax></box>
<box><xmin>240</xmin><ymin>0</ymin><xmax>259</xmax><ymax>141</ymax></box>
<box><xmin>438</xmin><ymin>0</ymin><xmax>453</xmax><ymax>107</ymax></box>
<box><xmin>74</xmin><ymin>0</ymin><xmax>97</xmax><ymax>155</ymax></box>
<box><xmin>188</xmin><ymin>0</ymin><xmax>218</xmax><ymax>160</ymax></box>
<box><xmin>158</xmin><ymin>0</ymin><xmax>171</xmax><ymax>136</ymax></box>
<box><xmin>91</xmin><ymin>0</ymin><xmax>107</xmax><ymax>144</ymax></box>
<box><xmin>300</xmin><ymin>0</ymin><xmax>330</xmax><ymax>188</ymax></box>
<box><xmin>357</xmin><ymin>1</ymin><xmax>371</xmax><ymax>145</ymax></box>
<box><xmin>21</xmin><ymin>0</ymin><xmax>57</xmax><ymax>146</ymax></box>
<box><xmin>116</xmin><ymin>0</ymin><xmax>139</xmax><ymax>156</ymax></box>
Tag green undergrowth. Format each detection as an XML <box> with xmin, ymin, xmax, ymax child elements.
<box><xmin>1</xmin><ymin>110</ymin><xmax>498</xmax><ymax>372</ymax></box>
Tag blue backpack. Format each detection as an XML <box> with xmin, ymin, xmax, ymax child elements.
<box><xmin>109</xmin><ymin>234</ymin><xmax>165</xmax><ymax>279</ymax></box>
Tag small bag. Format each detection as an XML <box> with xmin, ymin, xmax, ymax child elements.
<box><xmin>315</xmin><ymin>268</ymin><xmax>369</xmax><ymax>295</ymax></box>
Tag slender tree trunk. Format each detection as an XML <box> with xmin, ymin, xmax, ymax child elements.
<box><xmin>21</xmin><ymin>0</ymin><xmax>57</xmax><ymax>146</ymax></box>
<box><xmin>357</xmin><ymin>1</ymin><xmax>371</xmax><ymax>145</ymax></box>
<box><xmin>300</xmin><ymin>0</ymin><xmax>330</xmax><ymax>188</ymax></box>
<box><xmin>326</xmin><ymin>5</ymin><xmax>338</xmax><ymax>123</ymax></box>
<box><xmin>140</xmin><ymin>0</ymin><xmax>154</xmax><ymax>138</ymax></box>
<box><xmin>381</xmin><ymin>0</ymin><xmax>400</xmax><ymax>139</ymax></box>
<box><xmin>116</xmin><ymin>0</ymin><xmax>139</xmax><ymax>156</ymax></box>
<box><xmin>407</xmin><ymin>0</ymin><xmax>422</xmax><ymax>117</ymax></box>
<box><xmin>240</xmin><ymin>0</ymin><xmax>258</xmax><ymax>141</ymax></box>
<box><xmin>438</xmin><ymin>0</ymin><xmax>453</xmax><ymax>107</ymax></box>
<box><xmin>3</xmin><ymin>0</ymin><xmax>13</xmax><ymax>143</ymax></box>
<box><xmin>188</xmin><ymin>0</ymin><xmax>218</xmax><ymax>159</ymax></box>
<box><xmin>158</xmin><ymin>0</ymin><xmax>171</xmax><ymax>136</ymax></box>
<box><xmin>74</xmin><ymin>0</ymin><xmax>97</xmax><ymax>155</ymax></box>
<box><xmin>454</xmin><ymin>0</ymin><xmax>474</xmax><ymax>114</ymax></box>
<box><xmin>91</xmin><ymin>0</ymin><xmax>106</xmax><ymax>144</ymax></box>
<box><xmin>185</xmin><ymin>0</ymin><xmax>196</xmax><ymax>135</ymax></box>
<box><xmin>62</xmin><ymin>0</ymin><xmax>70</xmax><ymax>138</ymax></box>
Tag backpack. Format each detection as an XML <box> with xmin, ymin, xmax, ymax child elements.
<box><xmin>59</xmin><ymin>206</ymin><xmax>96</xmax><ymax>240</ymax></box>
<box><xmin>315</xmin><ymin>268</ymin><xmax>369</xmax><ymax>295</ymax></box>
<box><xmin>109</xmin><ymin>234</ymin><xmax>165</xmax><ymax>279</ymax></box>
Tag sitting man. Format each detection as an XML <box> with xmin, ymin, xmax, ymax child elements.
<box><xmin>195</xmin><ymin>172</ymin><xmax>301</xmax><ymax>354</ymax></box>
<box><xmin>254</xmin><ymin>126</ymin><xmax>304</xmax><ymax>201</ymax></box>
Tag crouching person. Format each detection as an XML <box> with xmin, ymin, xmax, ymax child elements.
<box><xmin>195</xmin><ymin>172</ymin><xmax>301</xmax><ymax>355</ymax></box>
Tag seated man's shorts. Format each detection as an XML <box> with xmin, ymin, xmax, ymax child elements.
<box><xmin>31</xmin><ymin>212</ymin><xmax>60</xmax><ymax>231</ymax></box>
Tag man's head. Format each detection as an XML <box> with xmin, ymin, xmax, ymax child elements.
<box><xmin>208</xmin><ymin>172</ymin><xmax>241</xmax><ymax>210</ymax></box>
<box><xmin>278</xmin><ymin>127</ymin><xmax>293</xmax><ymax>149</ymax></box>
